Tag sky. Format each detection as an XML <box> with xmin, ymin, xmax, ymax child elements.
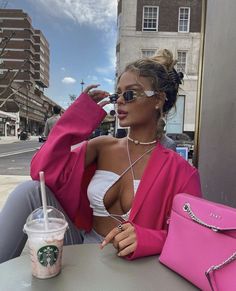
<box><xmin>7</xmin><ymin>0</ymin><xmax>117</xmax><ymax>109</ymax></box>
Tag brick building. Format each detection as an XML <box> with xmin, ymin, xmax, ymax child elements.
<box><xmin>0</xmin><ymin>9</ymin><xmax>61</xmax><ymax>136</ymax></box>
<box><xmin>116</xmin><ymin>0</ymin><xmax>202</xmax><ymax>136</ymax></box>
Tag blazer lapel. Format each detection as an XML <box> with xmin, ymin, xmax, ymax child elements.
<box><xmin>129</xmin><ymin>143</ymin><xmax>169</xmax><ymax>221</ymax></box>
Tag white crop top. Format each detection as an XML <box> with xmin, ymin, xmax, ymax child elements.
<box><xmin>87</xmin><ymin>170</ymin><xmax>140</xmax><ymax>222</ymax></box>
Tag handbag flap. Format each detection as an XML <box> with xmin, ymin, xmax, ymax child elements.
<box><xmin>172</xmin><ymin>193</ymin><xmax>236</xmax><ymax>231</ymax></box>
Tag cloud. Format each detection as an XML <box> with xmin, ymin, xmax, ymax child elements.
<box><xmin>62</xmin><ymin>77</ymin><xmax>76</xmax><ymax>84</ymax></box>
<box><xmin>87</xmin><ymin>75</ymin><xmax>98</xmax><ymax>81</ymax></box>
<box><xmin>104</xmin><ymin>77</ymin><xmax>114</xmax><ymax>85</ymax></box>
<box><xmin>95</xmin><ymin>67</ymin><xmax>109</xmax><ymax>74</ymax></box>
<box><xmin>95</xmin><ymin>31</ymin><xmax>116</xmax><ymax>75</ymax></box>
<box><xmin>34</xmin><ymin>0</ymin><xmax>117</xmax><ymax>30</ymax></box>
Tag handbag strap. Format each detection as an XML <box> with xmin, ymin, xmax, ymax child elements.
<box><xmin>205</xmin><ymin>252</ymin><xmax>236</xmax><ymax>291</ymax></box>
<box><xmin>183</xmin><ymin>202</ymin><xmax>236</xmax><ymax>232</ymax></box>
<box><xmin>182</xmin><ymin>202</ymin><xmax>236</xmax><ymax>291</ymax></box>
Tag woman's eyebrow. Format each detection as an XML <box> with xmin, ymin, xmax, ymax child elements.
<box><xmin>126</xmin><ymin>84</ymin><xmax>142</xmax><ymax>89</ymax></box>
<box><xmin>117</xmin><ymin>83</ymin><xmax>143</xmax><ymax>90</ymax></box>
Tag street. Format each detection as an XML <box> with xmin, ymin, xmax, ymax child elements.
<box><xmin>0</xmin><ymin>140</ymin><xmax>40</xmax><ymax>175</ymax></box>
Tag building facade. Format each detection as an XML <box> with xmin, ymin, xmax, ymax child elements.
<box><xmin>0</xmin><ymin>9</ymin><xmax>60</xmax><ymax>136</ymax></box>
<box><xmin>116</xmin><ymin>0</ymin><xmax>202</xmax><ymax>136</ymax></box>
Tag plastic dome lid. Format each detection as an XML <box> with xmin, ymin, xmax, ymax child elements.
<box><xmin>24</xmin><ymin>206</ymin><xmax>67</xmax><ymax>233</ymax></box>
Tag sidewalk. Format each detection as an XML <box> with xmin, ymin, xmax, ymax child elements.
<box><xmin>0</xmin><ymin>136</ymin><xmax>40</xmax><ymax>209</ymax></box>
<box><xmin>0</xmin><ymin>136</ymin><xmax>19</xmax><ymax>144</ymax></box>
<box><xmin>0</xmin><ymin>175</ymin><xmax>30</xmax><ymax>210</ymax></box>
<box><xmin>0</xmin><ymin>135</ymin><xmax>39</xmax><ymax>144</ymax></box>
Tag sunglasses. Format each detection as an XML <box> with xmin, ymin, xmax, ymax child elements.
<box><xmin>109</xmin><ymin>90</ymin><xmax>156</xmax><ymax>104</ymax></box>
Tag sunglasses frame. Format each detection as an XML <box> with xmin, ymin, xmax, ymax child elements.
<box><xmin>109</xmin><ymin>90</ymin><xmax>157</xmax><ymax>104</ymax></box>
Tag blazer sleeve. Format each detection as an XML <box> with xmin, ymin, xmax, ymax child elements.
<box><xmin>126</xmin><ymin>168</ymin><xmax>202</xmax><ymax>260</ymax></box>
<box><xmin>30</xmin><ymin>93</ymin><xmax>106</xmax><ymax>194</ymax></box>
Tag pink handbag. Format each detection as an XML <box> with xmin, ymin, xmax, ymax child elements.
<box><xmin>159</xmin><ymin>193</ymin><xmax>236</xmax><ymax>291</ymax></box>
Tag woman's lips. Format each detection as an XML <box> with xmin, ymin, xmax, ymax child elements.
<box><xmin>117</xmin><ymin>109</ymin><xmax>128</xmax><ymax>120</ymax></box>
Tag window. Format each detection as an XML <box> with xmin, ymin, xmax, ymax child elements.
<box><xmin>177</xmin><ymin>51</ymin><xmax>187</xmax><ymax>73</ymax></box>
<box><xmin>178</xmin><ymin>7</ymin><xmax>190</xmax><ymax>32</ymax></box>
<box><xmin>40</xmin><ymin>46</ymin><xmax>45</xmax><ymax>54</ymax></box>
<box><xmin>141</xmin><ymin>49</ymin><xmax>156</xmax><ymax>58</ymax></box>
<box><xmin>40</xmin><ymin>64</ymin><xmax>45</xmax><ymax>71</ymax></box>
<box><xmin>40</xmin><ymin>55</ymin><xmax>45</xmax><ymax>63</ymax></box>
<box><xmin>142</xmin><ymin>6</ymin><xmax>158</xmax><ymax>31</ymax></box>
<box><xmin>166</xmin><ymin>95</ymin><xmax>185</xmax><ymax>134</ymax></box>
<box><xmin>0</xmin><ymin>59</ymin><xmax>4</xmax><ymax>75</ymax></box>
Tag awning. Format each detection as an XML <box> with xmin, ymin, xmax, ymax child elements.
<box><xmin>0</xmin><ymin>110</ymin><xmax>17</xmax><ymax>120</ymax></box>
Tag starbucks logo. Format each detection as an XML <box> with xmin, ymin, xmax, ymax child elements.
<box><xmin>37</xmin><ymin>245</ymin><xmax>59</xmax><ymax>267</ymax></box>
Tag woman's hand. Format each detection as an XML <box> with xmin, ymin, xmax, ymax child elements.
<box><xmin>84</xmin><ymin>84</ymin><xmax>110</xmax><ymax>107</ymax></box>
<box><xmin>100</xmin><ymin>223</ymin><xmax>137</xmax><ymax>257</ymax></box>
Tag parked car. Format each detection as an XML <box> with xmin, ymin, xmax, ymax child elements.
<box><xmin>166</xmin><ymin>133</ymin><xmax>194</xmax><ymax>159</ymax></box>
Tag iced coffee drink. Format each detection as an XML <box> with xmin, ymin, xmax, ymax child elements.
<box><xmin>24</xmin><ymin>207</ymin><xmax>68</xmax><ymax>279</ymax></box>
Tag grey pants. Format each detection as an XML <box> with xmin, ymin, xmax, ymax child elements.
<box><xmin>0</xmin><ymin>180</ymin><xmax>84</xmax><ymax>264</ymax></box>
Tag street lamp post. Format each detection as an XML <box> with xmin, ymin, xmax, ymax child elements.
<box><xmin>24</xmin><ymin>81</ymin><xmax>31</xmax><ymax>133</ymax></box>
<box><xmin>80</xmin><ymin>79</ymin><xmax>85</xmax><ymax>92</ymax></box>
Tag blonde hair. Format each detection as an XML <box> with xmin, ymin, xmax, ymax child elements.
<box><xmin>122</xmin><ymin>49</ymin><xmax>183</xmax><ymax>113</ymax></box>
<box><xmin>150</xmin><ymin>49</ymin><xmax>177</xmax><ymax>71</ymax></box>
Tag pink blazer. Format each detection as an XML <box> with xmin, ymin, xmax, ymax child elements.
<box><xmin>31</xmin><ymin>93</ymin><xmax>202</xmax><ymax>260</ymax></box>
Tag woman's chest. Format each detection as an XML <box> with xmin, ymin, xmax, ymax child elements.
<box><xmin>88</xmin><ymin>170</ymin><xmax>139</xmax><ymax>214</ymax></box>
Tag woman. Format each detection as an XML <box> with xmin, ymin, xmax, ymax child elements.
<box><xmin>0</xmin><ymin>49</ymin><xmax>202</xmax><ymax>263</ymax></box>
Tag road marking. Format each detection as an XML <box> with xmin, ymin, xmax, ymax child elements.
<box><xmin>0</xmin><ymin>148</ymin><xmax>37</xmax><ymax>158</ymax></box>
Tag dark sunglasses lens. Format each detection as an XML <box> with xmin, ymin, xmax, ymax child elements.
<box><xmin>123</xmin><ymin>91</ymin><xmax>135</xmax><ymax>102</ymax></box>
<box><xmin>109</xmin><ymin>94</ymin><xmax>118</xmax><ymax>103</ymax></box>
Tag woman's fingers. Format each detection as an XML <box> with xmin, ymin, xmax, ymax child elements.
<box><xmin>98</xmin><ymin>100</ymin><xmax>110</xmax><ymax>107</ymax></box>
<box><xmin>89</xmin><ymin>90</ymin><xmax>110</xmax><ymax>101</ymax></box>
<box><xmin>83</xmin><ymin>84</ymin><xmax>100</xmax><ymax>93</ymax></box>
<box><xmin>100</xmin><ymin>223</ymin><xmax>137</xmax><ymax>256</ymax></box>
<box><xmin>112</xmin><ymin>230</ymin><xmax>129</xmax><ymax>249</ymax></box>
<box><xmin>117</xmin><ymin>243</ymin><xmax>137</xmax><ymax>257</ymax></box>
<box><xmin>100</xmin><ymin>224</ymin><xmax>122</xmax><ymax>249</ymax></box>
<box><xmin>83</xmin><ymin>84</ymin><xmax>110</xmax><ymax>106</ymax></box>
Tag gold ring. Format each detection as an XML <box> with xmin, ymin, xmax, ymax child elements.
<box><xmin>117</xmin><ymin>224</ymin><xmax>123</xmax><ymax>232</ymax></box>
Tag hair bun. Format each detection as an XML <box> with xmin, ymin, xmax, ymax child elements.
<box><xmin>150</xmin><ymin>49</ymin><xmax>177</xmax><ymax>71</ymax></box>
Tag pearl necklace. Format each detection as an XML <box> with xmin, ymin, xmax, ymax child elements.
<box><xmin>127</xmin><ymin>136</ymin><xmax>157</xmax><ymax>145</ymax></box>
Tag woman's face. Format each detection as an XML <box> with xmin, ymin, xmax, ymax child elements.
<box><xmin>116</xmin><ymin>70</ymin><xmax>162</xmax><ymax>128</ymax></box>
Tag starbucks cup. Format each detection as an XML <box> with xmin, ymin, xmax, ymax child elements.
<box><xmin>23</xmin><ymin>206</ymin><xmax>68</xmax><ymax>279</ymax></box>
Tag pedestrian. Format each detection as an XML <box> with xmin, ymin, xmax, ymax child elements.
<box><xmin>0</xmin><ymin>49</ymin><xmax>202</xmax><ymax>263</ymax></box>
<box><xmin>159</xmin><ymin>119</ymin><xmax>176</xmax><ymax>151</ymax></box>
<box><xmin>17</xmin><ymin>128</ymin><xmax>21</xmax><ymax>139</ymax></box>
<box><xmin>43</xmin><ymin>105</ymin><xmax>61</xmax><ymax>137</ymax></box>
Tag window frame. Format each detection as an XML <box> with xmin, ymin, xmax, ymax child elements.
<box><xmin>176</xmin><ymin>50</ymin><xmax>187</xmax><ymax>74</ymax></box>
<box><xmin>178</xmin><ymin>7</ymin><xmax>191</xmax><ymax>33</ymax></box>
<box><xmin>142</xmin><ymin>6</ymin><xmax>159</xmax><ymax>32</ymax></box>
<box><xmin>141</xmin><ymin>49</ymin><xmax>156</xmax><ymax>58</ymax></box>
<box><xmin>166</xmin><ymin>95</ymin><xmax>186</xmax><ymax>134</ymax></box>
